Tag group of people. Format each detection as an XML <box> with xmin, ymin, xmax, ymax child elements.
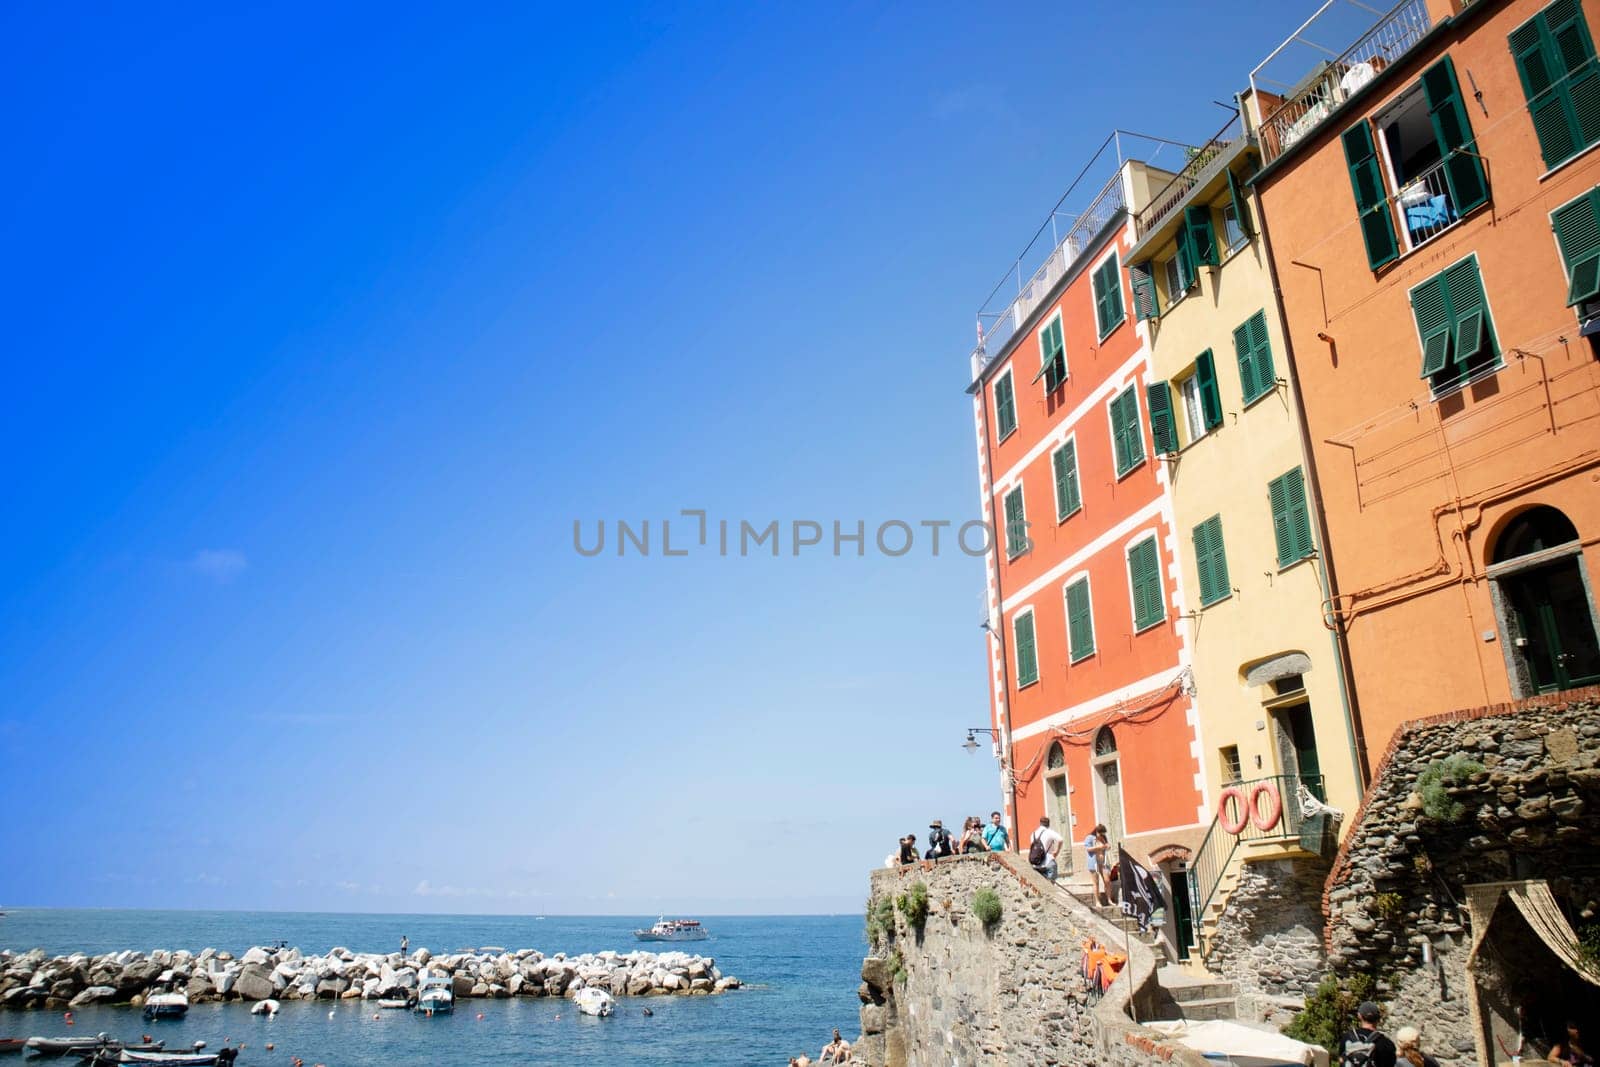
<box><xmin>1338</xmin><ymin>1002</ymin><xmax>1594</xmax><ymax>1066</ymax></box>
<box><xmin>888</xmin><ymin>813</ymin><xmax>1009</xmax><ymax>866</ymax></box>
<box><xmin>788</xmin><ymin>1027</ymin><xmax>852</xmax><ymax>1065</ymax></box>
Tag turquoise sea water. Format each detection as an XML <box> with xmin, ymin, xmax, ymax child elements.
<box><xmin>0</xmin><ymin>910</ymin><xmax>863</xmax><ymax>1066</ymax></box>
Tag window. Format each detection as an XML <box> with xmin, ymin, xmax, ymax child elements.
<box><xmin>1146</xmin><ymin>381</ymin><xmax>1178</xmax><ymax>456</ymax></box>
<box><xmin>1226</xmin><ymin>168</ymin><xmax>1254</xmax><ymax>245</ymax></box>
<box><xmin>1129</xmin><ymin>261</ymin><xmax>1159</xmax><ymax>322</ymax></box>
<box><xmin>1220</xmin><ymin>746</ymin><xmax>1243</xmax><ymax>785</ymax></box>
<box><xmin>994</xmin><ymin>370</ymin><xmax>1017</xmax><ymax>441</ymax></box>
<box><xmin>1163</xmin><ymin>256</ymin><xmax>1187</xmax><ymax>306</ymax></box>
<box><xmin>1179</xmin><ymin>350</ymin><xmax>1223</xmax><ymax>441</ymax></box>
<box><xmin>1374</xmin><ymin>58</ymin><xmax>1488</xmax><ymax>251</ymax></box>
<box><xmin>1408</xmin><ymin>254</ymin><xmax>1500</xmax><ymax>394</ymax></box>
<box><xmin>1223</xmin><ymin>202</ymin><xmax>1247</xmax><ymax>251</ymax></box>
<box><xmin>1551</xmin><ymin>184</ymin><xmax>1600</xmax><ymax>306</ymax></box>
<box><xmin>1181</xmin><ymin>205</ymin><xmax>1219</xmax><ymax>272</ymax></box>
<box><xmin>1128</xmin><ymin>536</ymin><xmax>1165</xmax><ymax>632</ymax></box>
<box><xmin>1192</xmin><ymin>515</ymin><xmax>1231</xmax><ymax>607</ymax></box>
<box><xmin>1093</xmin><ymin>252</ymin><xmax>1126</xmax><ymax>339</ymax></box>
<box><xmin>1037</xmin><ymin>314</ymin><xmax>1067</xmax><ymax>391</ymax></box>
<box><xmin>1343</xmin><ymin>118</ymin><xmax>1400</xmax><ymax>270</ymax></box>
<box><xmin>1065</xmin><ymin>577</ymin><xmax>1095</xmax><ymax>662</ymax></box>
<box><xmin>1051</xmin><ymin>440</ymin><xmax>1082</xmax><ymax>520</ymax></box>
<box><xmin>1003</xmin><ymin>486</ymin><xmax>1029</xmax><ymax>559</ymax></box>
<box><xmin>1108</xmin><ymin>385</ymin><xmax>1146</xmax><ymax>477</ymax></box>
<box><xmin>1510</xmin><ymin>0</ymin><xmax>1600</xmax><ymax>171</ymax></box>
<box><xmin>1013</xmin><ymin>609</ymin><xmax>1039</xmax><ymax>687</ymax></box>
<box><xmin>1268</xmin><ymin>467</ymin><xmax>1315</xmax><ymax>568</ymax></box>
<box><xmin>1233</xmin><ymin>310</ymin><xmax>1277</xmax><ymax>405</ymax></box>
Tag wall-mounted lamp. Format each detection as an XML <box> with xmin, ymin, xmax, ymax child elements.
<box><xmin>963</xmin><ymin>727</ymin><xmax>1000</xmax><ymax>754</ymax></box>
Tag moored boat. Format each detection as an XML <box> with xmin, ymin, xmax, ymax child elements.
<box><xmin>24</xmin><ymin>1036</ymin><xmax>114</xmax><ymax>1057</ymax></box>
<box><xmin>573</xmin><ymin>987</ymin><xmax>614</xmax><ymax>1017</ymax></box>
<box><xmin>1</xmin><ymin>1038</ymin><xmax>26</xmax><ymax>1055</ymax></box>
<box><xmin>140</xmin><ymin>991</ymin><xmax>187</xmax><ymax>1022</ymax></box>
<box><xmin>632</xmin><ymin>917</ymin><xmax>708</xmax><ymax>941</ymax></box>
<box><xmin>68</xmin><ymin>1043</ymin><xmax>165</xmax><ymax>1061</ymax></box>
<box><xmin>412</xmin><ymin>973</ymin><xmax>452</xmax><ymax>1016</ymax></box>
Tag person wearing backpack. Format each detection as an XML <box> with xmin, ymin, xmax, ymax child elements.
<box><xmin>1028</xmin><ymin>815</ymin><xmax>1063</xmax><ymax>881</ymax></box>
<box><xmin>1340</xmin><ymin>1001</ymin><xmax>1397</xmax><ymax>1067</ymax></box>
<box><xmin>924</xmin><ymin>820</ymin><xmax>954</xmax><ymax>859</ymax></box>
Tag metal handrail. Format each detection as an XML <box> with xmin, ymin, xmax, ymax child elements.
<box><xmin>1187</xmin><ymin>773</ymin><xmax>1325</xmax><ymax>944</ymax></box>
<box><xmin>1134</xmin><ymin>113</ymin><xmax>1246</xmax><ymax>235</ymax></box>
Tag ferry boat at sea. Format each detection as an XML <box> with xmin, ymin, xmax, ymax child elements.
<box><xmin>632</xmin><ymin>917</ymin><xmax>708</xmax><ymax>942</ymax></box>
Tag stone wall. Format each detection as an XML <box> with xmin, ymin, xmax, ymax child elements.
<box><xmin>1205</xmin><ymin>855</ymin><xmax>1329</xmax><ymax>1017</ymax></box>
<box><xmin>1320</xmin><ymin>685</ymin><xmax>1600</xmax><ymax>1065</ymax></box>
<box><xmin>851</xmin><ymin>852</ymin><xmax>1210</xmax><ymax>1067</ymax></box>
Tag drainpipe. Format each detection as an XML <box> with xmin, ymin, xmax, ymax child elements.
<box><xmin>976</xmin><ymin>374</ymin><xmax>1022</xmax><ymax>843</ymax></box>
<box><xmin>1252</xmin><ymin>173</ymin><xmax>1373</xmax><ymax>790</ymax></box>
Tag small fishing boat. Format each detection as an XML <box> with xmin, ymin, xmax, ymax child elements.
<box><xmin>1</xmin><ymin>1038</ymin><xmax>27</xmax><ymax>1055</ymax></box>
<box><xmin>632</xmin><ymin>917</ymin><xmax>708</xmax><ymax>942</ymax></box>
<box><xmin>248</xmin><ymin>999</ymin><xmax>278</xmax><ymax>1017</ymax></box>
<box><xmin>24</xmin><ymin>1035</ymin><xmax>114</xmax><ymax>1057</ymax></box>
<box><xmin>573</xmin><ymin>987</ymin><xmax>615</xmax><ymax>1017</ymax></box>
<box><xmin>413</xmin><ymin>974</ymin><xmax>452</xmax><ymax>1016</ymax></box>
<box><xmin>141</xmin><ymin>991</ymin><xmax>188</xmax><ymax>1022</ymax></box>
<box><xmin>89</xmin><ymin>1049</ymin><xmax>233</xmax><ymax>1066</ymax></box>
<box><xmin>67</xmin><ymin>1043</ymin><xmax>165</xmax><ymax>1061</ymax></box>
<box><xmin>375</xmin><ymin>996</ymin><xmax>410</xmax><ymax>1010</ymax></box>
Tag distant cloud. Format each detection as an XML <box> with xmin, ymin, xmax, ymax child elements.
<box><xmin>413</xmin><ymin>880</ymin><xmax>543</xmax><ymax>900</ymax></box>
<box><xmin>189</xmin><ymin>549</ymin><xmax>248</xmax><ymax>583</ymax></box>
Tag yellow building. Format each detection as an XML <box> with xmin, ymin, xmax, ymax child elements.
<box><xmin>1122</xmin><ymin>113</ymin><xmax>1366</xmax><ymax>966</ymax></box>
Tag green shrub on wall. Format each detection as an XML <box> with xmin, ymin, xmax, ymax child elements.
<box><xmin>1285</xmin><ymin>973</ymin><xmax>1376</xmax><ymax>1055</ymax></box>
<box><xmin>1416</xmin><ymin>754</ymin><xmax>1486</xmax><ymax>821</ymax></box>
<box><xmin>897</xmin><ymin>882</ymin><xmax>930</xmax><ymax>928</ymax></box>
<box><xmin>1373</xmin><ymin>892</ymin><xmax>1404</xmax><ymax>920</ymax></box>
<box><xmin>888</xmin><ymin>948</ymin><xmax>906</xmax><ymax>985</ymax></box>
<box><xmin>971</xmin><ymin>888</ymin><xmax>1002</xmax><ymax>927</ymax></box>
<box><xmin>866</xmin><ymin>896</ymin><xmax>896</xmax><ymax>947</ymax></box>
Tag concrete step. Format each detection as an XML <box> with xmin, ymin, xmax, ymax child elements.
<box><xmin>1176</xmin><ymin>995</ymin><xmax>1238</xmax><ymax>1021</ymax></box>
<box><xmin>1166</xmin><ymin>981</ymin><xmax>1237</xmax><ymax>1003</ymax></box>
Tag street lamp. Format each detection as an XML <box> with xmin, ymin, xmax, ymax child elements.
<box><xmin>963</xmin><ymin>727</ymin><xmax>999</xmax><ymax>753</ymax></box>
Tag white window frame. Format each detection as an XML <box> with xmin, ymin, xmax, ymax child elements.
<box><xmin>1062</xmin><ymin>572</ymin><xmax>1096</xmax><ymax>664</ymax></box>
<box><xmin>1222</xmin><ymin>201</ymin><xmax>1247</xmax><ymax>253</ymax></box>
<box><xmin>1163</xmin><ymin>255</ymin><xmax>1185</xmax><ymax>308</ymax></box>
<box><xmin>1179</xmin><ymin>373</ymin><xmax>1206</xmax><ymax>444</ymax></box>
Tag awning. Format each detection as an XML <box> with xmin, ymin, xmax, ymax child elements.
<box><xmin>1146</xmin><ymin>1019</ymin><xmax>1328</xmax><ymax>1066</ymax></box>
<box><xmin>1467</xmin><ymin>880</ymin><xmax>1600</xmax><ymax>987</ymax></box>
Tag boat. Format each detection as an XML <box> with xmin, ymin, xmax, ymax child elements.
<box><xmin>413</xmin><ymin>974</ymin><xmax>452</xmax><ymax>1016</ymax></box>
<box><xmin>88</xmin><ymin>1051</ymin><xmax>233</xmax><ymax>1067</ymax></box>
<box><xmin>632</xmin><ymin>917</ymin><xmax>708</xmax><ymax>942</ymax></box>
<box><xmin>67</xmin><ymin>1043</ymin><xmax>165</xmax><ymax>1061</ymax></box>
<box><xmin>375</xmin><ymin>996</ymin><xmax>411</xmax><ymax>1010</ymax></box>
<box><xmin>248</xmin><ymin>999</ymin><xmax>279</xmax><ymax>1016</ymax></box>
<box><xmin>573</xmin><ymin>987</ymin><xmax>615</xmax><ymax>1017</ymax></box>
<box><xmin>141</xmin><ymin>991</ymin><xmax>188</xmax><ymax>1021</ymax></box>
<box><xmin>24</xmin><ymin>1036</ymin><xmax>115</xmax><ymax>1057</ymax></box>
<box><xmin>1</xmin><ymin>1038</ymin><xmax>27</xmax><ymax>1055</ymax></box>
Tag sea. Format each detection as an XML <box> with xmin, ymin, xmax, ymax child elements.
<box><xmin>0</xmin><ymin>910</ymin><xmax>865</xmax><ymax>1066</ymax></box>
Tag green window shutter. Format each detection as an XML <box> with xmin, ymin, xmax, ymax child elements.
<box><xmin>1175</xmin><ymin>240</ymin><xmax>1197</xmax><ymax>293</ymax></box>
<box><xmin>1130</xmin><ymin>538</ymin><xmax>1164</xmax><ymax>630</ymax></box>
<box><xmin>1147</xmin><ymin>382</ymin><xmax>1178</xmax><ymax>456</ymax></box>
<box><xmin>994</xmin><ymin>373</ymin><xmax>1017</xmax><ymax>439</ymax></box>
<box><xmin>1553</xmin><ymin>188</ymin><xmax>1600</xmax><ymax>305</ymax></box>
<box><xmin>1194</xmin><ymin>349</ymin><xmax>1223</xmax><ymax>430</ymax></box>
<box><xmin>1013</xmin><ymin>612</ymin><xmax>1038</xmax><ymax>687</ymax></box>
<box><xmin>1226</xmin><ymin>168</ymin><xmax>1255</xmax><ymax>239</ymax></box>
<box><xmin>1341</xmin><ymin>119</ymin><xmax>1400</xmax><ymax>270</ymax></box>
<box><xmin>1193</xmin><ymin>516</ymin><xmax>1230</xmax><ymax>607</ymax></box>
<box><xmin>1052</xmin><ymin>441</ymin><xmax>1081</xmax><ymax>519</ymax></box>
<box><xmin>1443</xmin><ymin>257</ymin><xmax>1495</xmax><ymax>365</ymax></box>
<box><xmin>1411</xmin><ymin>276</ymin><xmax>1453</xmax><ymax>377</ymax></box>
<box><xmin>1095</xmin><ymin>255</ymin><xmax>1125</xmax><ymax>338</ymax></box>
<box><xmin>1039</xmin><ymin>318</ymin><xmax>1067</xmax><ymax>390</ymax></box>
<box><xmin>1130</xmin><ymin>261</ymin><xmax>1160</xmax><ymax>322</ymax></box>
<box><xmin>1185</xmin><ymin>205</ymin><xmax>1218</xmax><ymax>267</ymax></box>
<box><xmin>1066</xmin><ymin>579</ymin><xmax>1094</xmax><ymax>662</ymax></box>
<box><xmin>1269</xmin><ymin>470</ymin><xmax>1313</xmax><ymax>566</ymax></box>
<box><xmin>1234</xmin><ymin>310</ymin><xmax>1275</xmax><ymax>404</ymax></box>
<box><xmin>1111</xmin><ymin>387</ymin><xmax>1144</xmax><ymax>476</ymax></box>
<box><xmin>1422</xmin><ymin>56</ymin><xmax>1489</xmax><ymax>215</ymax></box>
<box><xmin>1004</xmin><ymin>487</ymin><xmax>1028</xmax><ymax>558</ymax></box>
<box><xmin>1511</xmin><ymin>2</ymin><xmax>1600</xmax><ymax>169</ymax></box>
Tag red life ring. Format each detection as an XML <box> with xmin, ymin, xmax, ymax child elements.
<box><xmin>1217</xmin><ymin>787</ymin><xmax>1249</xmax><ymax>834</ymax></box>
<box><xmin>1248</xmin><ymin>781</ymin><xmax>1284</xmax><ymax>831</ymax></box>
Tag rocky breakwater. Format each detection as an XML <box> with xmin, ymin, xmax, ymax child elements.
<box><xmin>0</xmin><ymin>945</ymin><xmax>741</xmax><ymax>1010</ymax></box>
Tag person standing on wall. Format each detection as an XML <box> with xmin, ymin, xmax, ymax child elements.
<box><xmin>1083</xmin><ymin>825</ymin><xmax>1111</xmax><ymax>906</ymax></box>
<box><xmin>983</xmin><ymin>811</ymin><xmax>1009</xmax><ymax>852</ymax></box>
<box><xmin>1028</xmin><ymin>815</ymin><xmax>1063</xmax><ymax>881</ymax></box>
<box><xmin>1340</xmin><ymin>1001</ymin><xmax>1397</xmax><ymax>1067</ymax></box>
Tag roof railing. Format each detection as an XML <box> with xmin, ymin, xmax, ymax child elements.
<box><xmin>1251</xmin><ymin>0</ymin><xmax>1434</xmax><ymax>165</ymax></box>
<box><xmin>1133</xmin><ymin>112</ymin><xmax>1247</xmax><ymax>236</ymax></box>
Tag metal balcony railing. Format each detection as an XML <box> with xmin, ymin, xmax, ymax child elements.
<box><xmin>1186</xmin><ymin>773</ymin><xmax>1325</xmax><ymax>944</ymax></box>
<box><xmin>1390</xmin><ymin>150</ymin><xmax>1472</xmax><ymax>250</ymax></box>
<box><xmin>1253</xmin><ymin>0</ymin><xmax>1434</xmax><ymax>165</ymax></box>
<box><xmin>1134</xmin><ymin>114</ymin><xmax>1246</xmax><ymax>236</ymax></box>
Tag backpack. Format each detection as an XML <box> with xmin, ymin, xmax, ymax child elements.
<box><xmin>1342</xmin><ymin>1029</ymin><xmax>1378</xmax><ymax>1067</ymax></box>
<box><xmin>1027</xmin><ymin>830</ymin><xmax>1047</xmax><ymax>867</ymax></box>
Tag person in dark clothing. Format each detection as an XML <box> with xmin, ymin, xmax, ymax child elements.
<box><xmin>1551</xmin><ymin>1020</ymin><xmax>1596</xmax><ymax>1065</ymax></box>
<box><xmin>1340</xmin><ymin>1001</ymin><xmax>1397</xmax><ymax>1067</ymax></box>
<box><xmin>924</xmin><ymin>820</ymin><xmax>953</xmax><ymax>859</ymax></box>
<box><xmin>896</xmin><ymin>835</ymin><xmax>917</xmax><ymax>865</ymax></box>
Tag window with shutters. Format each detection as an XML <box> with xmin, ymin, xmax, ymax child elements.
<box><xmin>1510</xmin><ymin>0</ymin><xmax>1600</xmax><ymax>171</ymax></box>
<box><xmin>1013</xmin><ymin>608</ymin><xmax>1039</xmax><ymax>688</ymax></box>
<box><xmin>1093</xmin><ymin>252</ymin><xmax>1126</xmax><ymax>340</ymax></box>
<box><xmin>1064</xmin><ymin>576</ymin><xmax>1095</xmax><ymax>663</ymax></box>
<box><xmin>1127</xmin><ymin>535</ymin><xmax>1165</xmax><ymax>632</ymax></box>
<box><xmin>1223</xmin><ymin>202</ymin><xmax>1247</xmax><ymax>252</ymax></box>
<box><xmin>1147</xmin><ymin>381</ymin><xmax>1179</xmax><ymax>457</ymax></box>
<box><xmin>1371</xmin><ymin>58</ymin><xmax>1488</xmax><ymax>254</ymax></box>
<box><xmin>1003</xmin><ymin>485</ymin><xmax>1030</xmax><ymax>560</ymax></box>
<box><xmin>1051</xmin><ymin>439</ymin><xmax>1083</xmax><ymax>521</ymax></box>
<box><xmin>1163</xmin><ymin>255</ymin><xmax>1188</xmax><ymax>308</ymax></box>
<box><xmin>1551</xmin><ymin>184</ymin><xmax>1600</xmax><ymax>309</ymax></box>
<box><xmin>1268</xmin><ymin>467</ymin><xmax>1315</xmax><ymax>568</ymax></box>
<box><xmin>994</xmin><ymin>370</ymin><xmax>1018</xmax><ymax>442</ymax></box>
<box><xmin>1178</xmin><ymin>350</ymin><xmax>1223</xmax><ymax>444</ymax></box>
<box><xmin>1037</xmin><ymin>313</ymin><xmax>1067</xmax><ymax>391</ymax></box>
<box><xmin>1108</xmin><ymin>384</ymin><xmax>1146</xmax><ymax>478</ymax></box>
<box><xmin>1192</xmin><ymin>515</ymin><xmax>1232</xmax><ymax>607</ymax></box>
<box><xmin>1407</xmin><ymin>254</ymin><xmax>1501</xmax><ymax>395</ymax></box>
<box><xmin>1232</xmin><ymin>310</ymin><xmax>1278</xmax><ymax>406</ymax></box>
<box><xmin>1129</xmin><ymin>261</ymin><xmax>1160</xmax><ymax>323</ymax></box>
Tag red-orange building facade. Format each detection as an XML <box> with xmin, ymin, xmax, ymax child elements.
<box><xmin>970</xmin><ymin>160</ymin><xmax>1208</xmax><ymax>875</ymax></box>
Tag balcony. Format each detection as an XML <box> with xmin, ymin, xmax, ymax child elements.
<box><xmin>1252</xmin><ymin>0</ymin><xmax>1435</xmax><ymax>165</ymax></box>
<box><xmin>1133</xmin><ymin>113</ymin><xmax>1248</xmax><ymax>237</ymax></box>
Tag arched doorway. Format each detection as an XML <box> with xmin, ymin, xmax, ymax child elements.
<box><xmin>1092</xmin><ymin>726</ymin><xmax>1125</xmax><ymax>847</ymax></box>
<box><xmin>1490</xmin><ymin>506</ymin><xmax>1600</xmax><ymax>695</ymax></box>
<box><xmin>1045</xmin><ymin>742</ymin><xmax>1073</xmax><ymax>876</ymax></box>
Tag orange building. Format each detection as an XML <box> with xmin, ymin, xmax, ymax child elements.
<box><xmin>968</xmin><ymin>140</ymin><xmax>1209</xmax><ymax>902</ymax></box>
<box><xmin>1249</xmin><ymin>0</ymin><xmax>1600</xmax><ymax>764</ymax></box>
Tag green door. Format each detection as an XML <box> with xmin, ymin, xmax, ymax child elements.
<box><xmin>1169</xmin><ymin>868</ymin><xmax>1194</xmax><ymax>961</ymax></box>
<box><xmin>1282</xmin><ymin>703</ymin><xmax>1325</xmax><ymax>802</ymax></box>
<box><xmin>1507</xmin><ymin>560</ymin><xmax>1600</xmax><ymax>692</ymax></box>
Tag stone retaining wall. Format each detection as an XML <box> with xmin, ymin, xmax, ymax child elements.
<box><xmin>851</xmin><ymin>852</ymin><xmax>1210</xmax><ymax>1067</ymax></box>
<box><xmin>1206</xmin><ymin>855</ymin><xmax>1329</xmax><ymax>1015</ymax></box>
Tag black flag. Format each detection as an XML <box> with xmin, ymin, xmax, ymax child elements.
<box><xmin>1117</xmin><ymin>845</ymin><xmax>1166</xmax><ymax>931</ymax></box>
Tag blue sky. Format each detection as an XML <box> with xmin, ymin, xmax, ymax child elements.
<box><xmin>1</xmin><ymin>2</ymin><xmax>1311</xmax><ymax>914</ymax></box>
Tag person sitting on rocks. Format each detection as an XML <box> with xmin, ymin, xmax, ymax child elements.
<box><xmin>924</xmin><ymin>821</ymin><xmax>953</xmax><ymax>860</ymax></box>
<box><xmin>897</xmin><ymin>835</ymin><xmax>917</xmax><ymax>865</ymax></box>
<box><xmin>820</xmin><ymin>1028</ymin><xmax>852</xmax><ymax>1062</ymax></box>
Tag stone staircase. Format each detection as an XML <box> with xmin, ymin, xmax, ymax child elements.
<box><xmin>1150</xmin><ymin>965</ymin><xmax>1239</xmax><ymax>1022</ymax></box>
<box><xmin>1194</xmin><ymin>861</ymin><xmax>1245</xmax><ymax>958</ymax></box>
<box><xmin>1062</xmin><ymin>885</ymin><xmax>1173</xmax><ymax>965</ymax></box>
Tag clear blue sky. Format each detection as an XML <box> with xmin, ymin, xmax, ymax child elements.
<box><xmin>1</xmin><ymin>2</ymin><xmax>1308</xmax><ymax>915</ymax></box>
